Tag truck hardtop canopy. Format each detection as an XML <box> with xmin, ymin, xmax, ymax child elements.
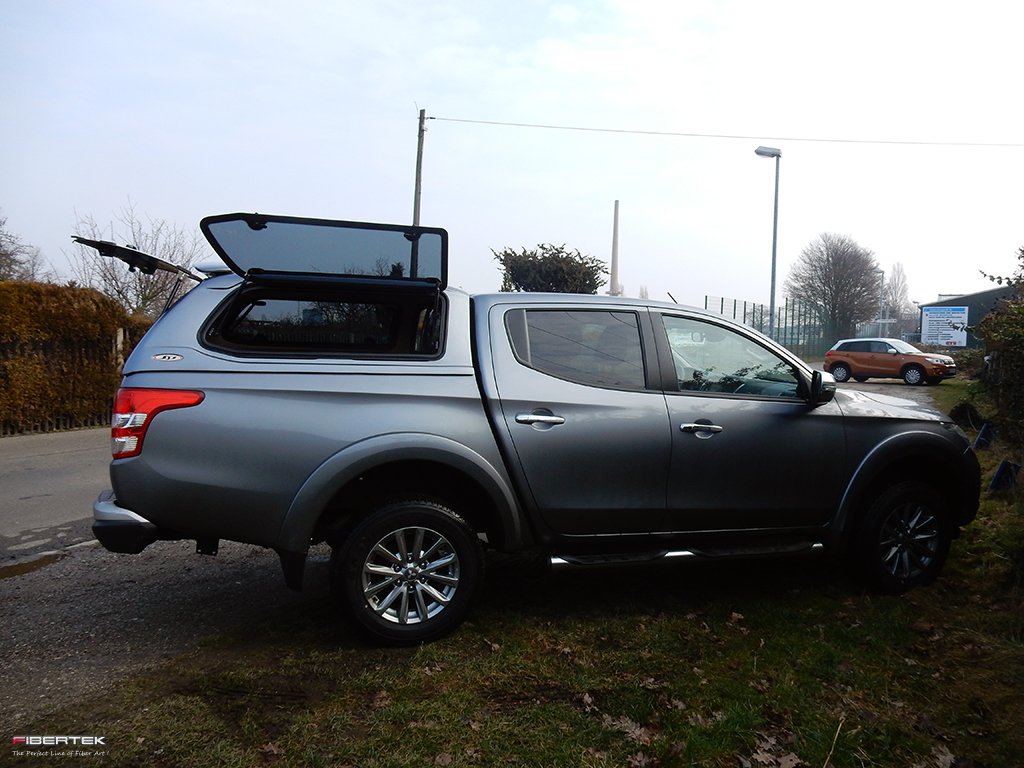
<box><xmin>200</xmin><ymin>213</ymin><xmax>448</xmax><ymax>291</ymax></box>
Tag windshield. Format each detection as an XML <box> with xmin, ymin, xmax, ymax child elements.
<box><xmin>888</xmin><ymin>339</ymin><xmax>923</xmax><ymax>354</ymax></box>
<box><xmin>200</xmin><ymin>214</ymin><xmax>446</xmax><ymax>287</ymax></box>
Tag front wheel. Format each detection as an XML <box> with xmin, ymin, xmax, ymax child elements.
<box><xmin>853</xmin><ymin>481</ymin><xmax>951</xmax><ymax>594</ymax></box>
<box><xmin>902</xmin><ymin>365</ymin><xmax>926</xmax><ymax>385</ymax></box>
<box><xmin>332</xmin><ymin>499</ymin><xmax>484</xmax><ymax>645</ymax></box>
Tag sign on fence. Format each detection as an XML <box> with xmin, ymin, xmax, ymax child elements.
<box><xmin>921</xmin><ymin>306</ymin><xmax>968</xmax><ymax>347</ymax></box>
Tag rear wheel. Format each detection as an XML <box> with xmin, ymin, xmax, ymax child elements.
<box><xmin>830</xmin><ymin>363</ymin><xmax>851</xmax><ymax>382</ymax></box>
<box><xmin>902</xmin><ymin>365</ymin><xmax>926</xmax><ymax>385</ymax></box>
<box><xmin>332</xmin><ymin>499</ymin><xmax>484</xmax><ymax>645</ymax></box>
<box><xmin>853</xmin><ymin>481</ymin><xmax>951</xmax><ymax>594</ymax></box>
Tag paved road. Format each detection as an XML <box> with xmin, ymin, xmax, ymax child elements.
<box><xmin>0</xmin><ymin>427</ymin><xmax>110</xmax><ymax>563</ymax></box>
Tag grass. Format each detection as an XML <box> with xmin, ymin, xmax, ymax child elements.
<box><xmin>9</xmin><ymin>382</ymin><xmax>1024</xmax><ymax>768</ymax></box>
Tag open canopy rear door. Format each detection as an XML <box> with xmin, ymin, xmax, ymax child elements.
<box><xmin>200</xmin><ymin>213</ymin><xmax>447</xmax><ymax>290</ymax></box>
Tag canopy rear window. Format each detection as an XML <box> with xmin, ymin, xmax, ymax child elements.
<box><xmin>200</xmin><ymin>213</ymin><xmax>447</xmax><ymax>289</ymax></box>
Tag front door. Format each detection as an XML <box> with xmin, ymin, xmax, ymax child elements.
<box><xmin>658</xmin><ymin>313</ymin><xmax>846</xmax><ymax>532</ymax></box>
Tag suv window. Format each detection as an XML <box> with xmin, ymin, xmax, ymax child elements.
<box><xmin>663</xmin><ymin>315</ymin><xmax>800</xmax><ymax>398</ymax></box>
<box><xmin>206</xmin><ymin>289</ymin><xmax>442</xmax><ymax>356</ymax></box>
<box><xmin>839</xmin><ymin>340</ymin><xmax>869</xmax><ymax>353</ymax></box>
<box><xmin>506</xmin><ymin>309</ymin><xmax>646</xmax><ymax>389</ymax></box>
<box><xmin>868</xmin><ymin>341</ymin><xmax>892</xmax><ymax>353</ymax></box>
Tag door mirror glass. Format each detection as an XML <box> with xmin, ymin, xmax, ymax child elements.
<box><xmin>810</xmin><ymin>370</ymin><xmax>837</xmax><ymax>405</ymax></box>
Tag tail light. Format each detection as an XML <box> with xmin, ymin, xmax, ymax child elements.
<box><xmin>111</xmin><ymin>388</ymin><xmax>205</xmax><ymax>458</ymax></box>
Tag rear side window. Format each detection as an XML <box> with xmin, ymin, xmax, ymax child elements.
<box><xmin>506</xmin><ymin>309</ymin><xmax>646</xmax><ymax>389</ymax></box>
<box><xmin>839</xmin><ymin>341</ymin><xmax>869</xmax><ymax>353</ymax></box>
<box><xmin>206</xmin><ymin>290</ymin><xmax>443</xmax><ymax>357</ymax></box>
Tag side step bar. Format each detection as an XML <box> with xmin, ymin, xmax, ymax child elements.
<box><xmin>550</xmin><ymin>542</ymin><xmax>823</xmax><ymax>569</ymax></box>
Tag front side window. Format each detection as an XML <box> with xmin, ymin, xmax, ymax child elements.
<box><xmin>662</xmin><ymin>315</ymin><xmax>800</xmax><ymax>398</ymax></box>
<box><xmin>506</xmin><ymin>309</ymin><xmax>646</xmax><ymax>389</ymax></box>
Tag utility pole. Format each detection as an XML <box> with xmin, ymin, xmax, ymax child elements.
<box><xmin>412</xmin><ymin>109</ymin><xmax>426</xmax><ymax>225</ymax></box>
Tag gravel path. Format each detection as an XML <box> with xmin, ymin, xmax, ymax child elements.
<box><xmin>0</xmin><ymin>540</ymin><xmax>331</xmax><ymax>729</ymax></box>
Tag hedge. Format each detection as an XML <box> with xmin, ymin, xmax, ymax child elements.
<box><xmin>0</xmin><ymin>281</ymin><xmax>142</xmax><ymax>435</ymax></box>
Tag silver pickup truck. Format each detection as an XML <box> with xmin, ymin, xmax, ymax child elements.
<box><xmin>87</xmin><ymin>213</ymin><xmax>980</xmax><ymax>645</ymax></box>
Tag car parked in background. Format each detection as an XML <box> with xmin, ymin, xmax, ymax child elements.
<box><xmin>824</xmin><ymin>338</ymin><xmax>957</xmax><ymax>385</ymax></box>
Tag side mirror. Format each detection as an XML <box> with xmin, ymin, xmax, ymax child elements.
<box><xmin>808</xmin><ymin>369</ymin><xmax>837</xmax><ymax>406</ymax></box>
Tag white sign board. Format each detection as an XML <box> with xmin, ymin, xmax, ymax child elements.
<box><xmin>921</xmin><ymin>306</ymin><xmax>968</xmax><ymax>347</ymax></box>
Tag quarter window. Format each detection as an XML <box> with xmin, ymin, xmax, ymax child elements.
<box><xmin>207</xmin><ymin>290</ymin><xmax>442</xmax><ymax>356</ymax></box>
<box><xmin>506</xmin><ymin>309</ymin><xmax>646</xmax><ymax>389</ymax></box>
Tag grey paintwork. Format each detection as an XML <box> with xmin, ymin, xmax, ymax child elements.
<box><xmin>96</xmin><ymin>278</ymin><xmax>980</xmax><ymax>587</ymax></box>
<box><xmin>107</xmin><ymin>287</ymin><xmax>523</xmax><ymax>555</ymax></box>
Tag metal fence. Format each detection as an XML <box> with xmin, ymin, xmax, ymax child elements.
<box><xmin>703</xmin><ymin>295</ymin><xmax>830</xmax><ymax>359</ymax></box>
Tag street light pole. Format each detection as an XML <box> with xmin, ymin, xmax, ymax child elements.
<box><xmin>755</xmin><ymin>146</ymin><xmax>782</xmax><ymax>339</ymax></box>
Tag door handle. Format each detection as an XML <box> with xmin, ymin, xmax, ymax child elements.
<box><xmin>516</xmin><ymin>413</ymin><xmax>566</xmax><ymax>426</ymax></box>
<box><xmin>680</xmin><ymin>422</ymin><xmax>723</xmax><ymax>434</ymax></box>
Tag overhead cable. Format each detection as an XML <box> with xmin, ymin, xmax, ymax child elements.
<box><xmin>429</xmin><ymin>116</ymin><xmax>1024</xmax><ymax>149</ymax></box>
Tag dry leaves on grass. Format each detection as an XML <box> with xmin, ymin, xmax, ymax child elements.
<box><xmin>601</xmin><ymin>714</ymin><xmax>656</xmax><ymax>746</ymax></box>
<box><xmin>737</xmin><ymin>734</ymin><xmax>806</xmax><ymax>768</ymax></box>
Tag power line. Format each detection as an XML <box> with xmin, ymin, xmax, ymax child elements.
<box><xmin>429</xmin><ymin>116</ymin><xmax>1024</xmax><ymax>149</ymax></box>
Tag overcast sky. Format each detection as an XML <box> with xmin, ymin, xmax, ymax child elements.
<box><xmin>3</xmin><ymin>1</ymin><xmax>1023</xmax><ymax>308</ymax></box>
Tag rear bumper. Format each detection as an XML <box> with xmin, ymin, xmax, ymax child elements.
<box><xmin>92</xmin><ymin>490</ymin><xmax>162</xmax><ymax>554</ymax></box>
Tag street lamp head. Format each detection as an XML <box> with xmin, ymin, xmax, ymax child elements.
<box><xmin>755</xmin><ymin>146</ymin><xmax>782</xmax><ymax>158</ymax></box>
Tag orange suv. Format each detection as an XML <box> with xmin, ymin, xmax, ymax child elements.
<box><xmin>823</xmin><ymin>337</ymin><xmax>957</xmax><ymax>385</ymax></box>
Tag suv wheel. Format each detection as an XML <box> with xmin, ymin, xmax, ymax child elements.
<box><xmin>830</xmin><ymin>363</ymin><xmax>851</xmax><ymax>382</ymax></box>
<box><xmin>854</xmin><ymin>481</ymin><xmax>951</xmax><ymax>594</ymax></box>
<box><xmin>902</xmin><ymin>365</ymin><xmax>926</xmax><ymax>385</ymax></box>
<box><xmin>332</xmin><ymin>499</ymin><xmax>484</xmax><ymax>645</ymax></box>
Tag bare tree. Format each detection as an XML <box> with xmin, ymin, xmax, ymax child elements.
<box><xmin>883</xmin><ymin>262</ymin><xmax>918</xmax><ymax>337</ymax></box>
<box><xmin>69</xmin><ymin>203</ymin><xmax>209</xmax><ymax>318</ymax></box>
<box><xmin>0</xmin><ymin>212</ymin><xmax>55</xmax><ymax>282</ymax></box>
<box><xmin>785</xmin><ymin>233</ymin><xmax>881</xmax><ymax>340</ymax></box>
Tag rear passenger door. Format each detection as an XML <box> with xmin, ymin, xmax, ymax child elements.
<box><xmin>869</xmin><ymin>340</ymin><xmax>899</xmax><ymax>376</ymax></box>
<box><xmin>486</xmin><ymin>304</ymin><xmax>671</xmax><ymax>535</ymax></box>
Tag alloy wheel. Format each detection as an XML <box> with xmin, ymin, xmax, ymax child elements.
<box><xmin>877</xmin><ymin>502</ymin><xmax>940</xmax><ymax>581</ymax></box>
<box><xmin>361</xmin><ymin>526</ymin><xmax>461</xmax><ymax>625</ymax></box>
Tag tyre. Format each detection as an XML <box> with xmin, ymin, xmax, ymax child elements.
<box><xmin>332</xmin><ymin>499</ymin><xmax>484</xmax><ymax>645</ymax></box>
<box><xmin>853</xmin><ymin>376</ymin><xmax>869</xmax><ymax>383</ymax></box>
<box><xmin>853</xmin><ymin>481</ymin><xmax>951</xmax><ymax>594</ymax></box>
<box><xmin>902</xmin><ymin>365</ymin><xmax>926</xmax><ymax>385</ymax></box>
<box><xmin>830</xmin><ymin>363</ymin><xmax>851</xmax><ymax>382</ymax></box>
